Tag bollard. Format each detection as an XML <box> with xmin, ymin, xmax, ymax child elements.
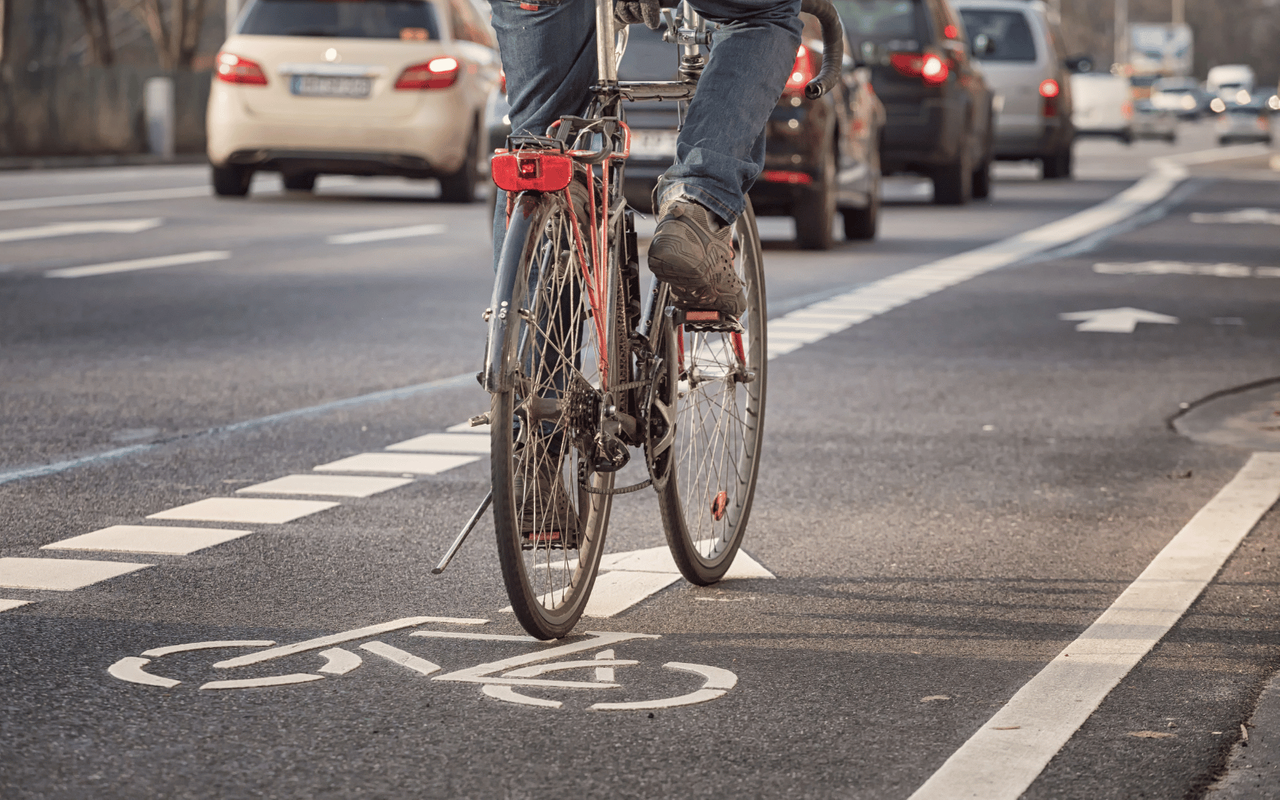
<box><xmin>144</xmin><ymin>76</ymin><xmax>176</xmax><ymax>159</ymax></box>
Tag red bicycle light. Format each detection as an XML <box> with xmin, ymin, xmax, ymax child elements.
<box><xmin>215</xmin><ymin>52</ymin><xmax>268</xmax><ymax>85</ymax></box>
<box><xmin>491</xmin><ymin>151</ymin><xmax>573</xmax><ymax>192</ymax></box>
<box><xmin>518</xmin><ymin>157</ymin><xmax>539</xmax><ymax>178</ymax></box>
<box><xmin>395</xmin><ymin>56</ymin><xmax>460</xmax><ymax>90</ymax></box>
<box><xmin>1039</xmin><ymin>79</ymin><xmax>1060</xmax><ymax>98</ymax></box>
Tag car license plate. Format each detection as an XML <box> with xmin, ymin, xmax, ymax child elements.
<box><xmin>629</xmin><ymin>129</ymin><xmax>679</xmax><ymax>158</ymax></box>
<box><xmin>290</xmin><ymin>75</ymin><xmax>372</xmax><ymax>98</ymax></box>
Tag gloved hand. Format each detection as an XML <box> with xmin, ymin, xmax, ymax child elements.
<box><xmin>614</xmin><ymin>0</ymin><xmax>662</xmax><ymax>30</ymax></box>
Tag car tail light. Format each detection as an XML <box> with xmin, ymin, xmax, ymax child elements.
<box><xmin>395</xmin><ymin>57</ymin><xmax>460</xmax><ymax>90</ymax></box>
<box><xmin>890</xmin><ymin>52</ymin><xmax>948</xmax><ymax>86</ymax></box>
<box><xmin>943</xmin><ymin>24</ymin><xmax>959</xmax><ymax>39</ymax></box>
<box><xmin>216</xmin><ymin>52</ymin><xmax>268</xmax><ymax>85</ymax></box>
<box><xmin>761</xmin><ymin>169</ymin><xmax>813</xmax><ymax>184</ymax></box>
<box><xmin>1040</xmin><ymin>78</ymin><xmax>1060</xmax><ymax>117</ymax></box>
<box><xmin>1121</xmin><ymin>101</ymin><xmax>1133</xmax><ymax>120</ymax></box>
<box><xmin>784</xmin><ymin>45</ymin><xmax>817</xmax><ymax>95</ymax></box>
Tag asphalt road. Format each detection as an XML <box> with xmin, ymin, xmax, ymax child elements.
<box><xmin>3</xmin><ymin>120</ymin><xmax>1279</xmax><ymax>799</ymax></box>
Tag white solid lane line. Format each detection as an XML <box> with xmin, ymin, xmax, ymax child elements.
<box><xmin>0</xmin><ymin>218</ymin><xmax>162</xmax><ymax>243</ymax></box>
<box><xmin>909</xmin><ymin>452</ymin><xmax>1280</xmax><ymax>800</ymax></box>
<box><xmin>45</xmin><ymin>250</ymin><xmax>230</xmax><ymax>279</ymax></box>
<box><xmin>42</xmin><ymin>524</ymin><xmax>253</xmax><ymax>555</ymax></box>
<box><xmin>0</xmin><ymin>557</ymin><xmax>152</xmax><ymax>591</ymax></box>
<box><xmin>0</xmin><ymin>186</ymin><xmax>208</xmax><ymax>212</ymax></box>
<box><xmin>327</xmin><ymin>224</ymin><xmax>446</xmax><ymax>245</ymax></box>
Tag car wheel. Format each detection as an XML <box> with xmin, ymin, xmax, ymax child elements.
<box><xmin>971</xmin><ymin>155</ymin><xmax>992</xmax><ymax>200</ymax></box>
<box><xmin>842</xmin><ymin>177</ymin><xmax>879</xmax><ymax>241</ymax></box>
<box><xmin>794</xmin><ymin>136</ymin><xmax>837</xmax><ymax>250</ymax></box>
<box><xmin>440</xmin><ymin>122</ymin><xmax>481</xmax><ymax>204</ymax></box>
<box><xmin>212</xmin><ymin>165</ymin><xmax>252</xmax><ymax>198</ymax></box>
<box><xmin>282</xmin><ymin>172</ymin><xmax>317</xmax><ymax>192</ymax></box>
<box><xmin>933</xmin><ymin>143</ymin><xmax>972</xmax><ymax>206</ymax></box>
<box><xmin>1042</xmin><ymin>146</ymin><xmax>1072</xmax><ymax>180</ymax></box>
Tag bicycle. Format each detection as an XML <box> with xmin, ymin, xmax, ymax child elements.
<box><xmin>474</xmin><ymin>0</ymin><xmax>844</xmax><ymax>639</ymax></box>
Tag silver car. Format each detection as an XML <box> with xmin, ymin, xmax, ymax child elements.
<box><xmin>954</xmin><ymin>0</ymin><xmax>1074</xmax><ymax>179</ymax></box>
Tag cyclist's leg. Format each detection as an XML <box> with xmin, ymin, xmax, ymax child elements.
<box><xmin>488</xmin><ymin>0</ymin><xmax>599</xmax><ymax>256</ymax></box>
<box><xmin>653</xmin><ymin>0</ymin><xmax>802</xmax><ymax>223</ymax></box>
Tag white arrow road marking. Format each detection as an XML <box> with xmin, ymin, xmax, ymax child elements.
<box><xmin>1095</xmin><ymin>261</ymin><xmax>1280</xmax><ymax>279</ymax></box>
<box><xmin>909</xmin><ymin>452</ymin><xmax>1280</xmax><ymax>800</ymax></box>
<box><xmin>1058</xmin><ymin>307</ymin><xmax>1179</xmax><ymax>333</ymax></box>
<box><xmin>45</xmin><ymin>250</ymin><xmax>230</xmax><ymax>279</ymax></box>
<box><xmin>1190</xmin><ymin>208</ymin><xmax>1280</xmax><ymax>225</ymax></box>
<box><xmin>327</xmin><ymin>224</ymin><xmax>446</xmax><ymax>245</ymax></box>
<box><xmin>0</xmin><ymin>218</ymin><xmax>163</xmax><ymax>243</ymax></box>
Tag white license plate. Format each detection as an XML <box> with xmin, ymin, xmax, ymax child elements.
<box><xmin>291</xmin><ymin>75</ymin><xmax>372</xmax><ymax>98</ymax></box>
<box><xmin>629</xmin><ymin>129</ymin><xmax>679</xmax><ymax>158</ymax></box>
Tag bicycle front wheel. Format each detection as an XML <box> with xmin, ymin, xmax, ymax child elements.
<box><xmin>491</xmin><ymin>188</ymin><xmax>619</xmax><ymax>639</ymax></box>
<box><xmin>654</xmin><ymin>199</ymin><xmax>767</xmax><ymax>585</ymax></box>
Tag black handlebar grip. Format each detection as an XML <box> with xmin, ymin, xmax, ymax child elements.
<box><xmin>799</xmin><ymin>0</ymin><xmax>844</xmax><ymax>100</ymax></box>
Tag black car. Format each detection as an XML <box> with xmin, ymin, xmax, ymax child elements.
<box><xmin>488</xmin><ymin>16</ymin><xmax>885</xmax><ymax>250</ymax></box>
<box><xmin>831</xmin><ymin>0</ymin><xmax>995</xmax><ymax>204</ymax></box>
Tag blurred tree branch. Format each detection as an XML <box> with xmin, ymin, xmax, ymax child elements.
<box><xmin>72</xmin><ymin>0</ymin><xmax>116</xmax><ymax>65</ymax></box>
<box><xmin>129</xmin><ymin>0</ymin><xmax>208</xmax><ymax>70</ymax></box>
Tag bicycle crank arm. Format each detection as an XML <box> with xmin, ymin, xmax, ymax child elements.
<box><xmin>432</xmin><ymin>490</ymin><xmax>492</xmax><ymax>574</ymax></box>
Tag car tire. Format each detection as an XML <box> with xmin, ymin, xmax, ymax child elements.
<box><xmin>212</xmin><ymin>165</ymin><xmax>252</xmax><ymax>198</ymax></box>
<box><xmin>971</xmin><ymin>155</ymin><xmax>992</xmax><ymax>200</ymax></box>
<box><xmin>794</xmin><ymin>136</ymin><xmax>837</xmax><ymax>250</ymax></box>
<box><xmin>1042</xmin><ymin>146</ymin><xmax>1072</xmax><ymax>180</ymax></box>
<box><xmin>841</xmin><ymin>186</ymin><xmax>879</xmax><ymax>241</ymax></box>
<box><xmin>932</xmin><ymin>144</ymin><xmax>972</xmax><ymax>206</ymax></box>
<box><xmin>282</xmin><ymin>172</ymin><xmax>317</xmax><ymax>192</ymax></box>
<box><xmin>440</xmin><ymin>123</ymin><xmax>481</xmax><ymax>204</ymax></box>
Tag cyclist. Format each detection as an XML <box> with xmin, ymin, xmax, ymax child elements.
<box><xmin>488</xmin><ymin>0</ymin><xmax>803</xmax><ymax>317</ymax></box>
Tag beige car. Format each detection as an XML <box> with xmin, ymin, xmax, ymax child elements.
<box><xmin>207</xmin><ymin>0</ymin><xmax>500</xmax><ymax>201</ymax></box>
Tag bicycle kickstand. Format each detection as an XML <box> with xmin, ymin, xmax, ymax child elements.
<box><xmin>431</xmin><ymin>490</ymin><xmax>492</xmax><ymax>574</ymax></box>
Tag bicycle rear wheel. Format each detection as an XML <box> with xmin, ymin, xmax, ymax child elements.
<box><xmin>491</xmin><ymin>188</ymin><xmax>619</xmax><ymax>639</ymax></box>
<box><xmin>654</xmin><ymin>200</ymin><xmax>767</xmax><ymax>585</ymax></box>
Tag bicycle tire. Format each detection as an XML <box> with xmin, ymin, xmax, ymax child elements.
<box><xmin>654</xmin><ymin>199</ymin><xmax>767</xmax><ymax>585</ymax></box>
<box><xmin>491</xmin><ymin>187</ymin><xmax>621</xmax><ymax>639</ymax></box>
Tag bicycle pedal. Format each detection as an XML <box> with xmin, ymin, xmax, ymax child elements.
<box><xmin>674</xmin><ymin>309</ymin><xmax>744</xmax><ymax>333</ymax></box>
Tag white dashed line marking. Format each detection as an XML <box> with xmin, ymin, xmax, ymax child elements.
<box><xmin>45</xmin><ymin>250</ymin><xmax>230</xmax><ymax>279</ymax></box>
<box><xmin>236</xmin><ymin>474</ymin><xmax>412</xmax><ymax>498</ymax></box>
<box><xmin>148</xmin><ymin>497</ymin><xmax>338</xmax><ymax>524</ymax></box>
<box><xmin>0</xmin><ymin>185</ymin><xmax>208</xmax><ymax>212</ymax></box>
<box><xmin>327</xmin><ymin>223</ymin><xmax>446</xmax><ymax>245</ymax></box>
<box><xmin>0</xmin><ymin>218</ymin><xmax>162</xmax><ymax>243</ymax></box>
<box><xmin>42</xmin><ymin>524</ymin><xmax>253</xmax><ymax>555</ymax></box>
<box><xmin>385</xmin><ymin>432</ymin><xmax>492</xmax><ymax>454</ymax></box>
<box><xmin>313</xmin><ymin>452</ymin><xmax>479</xmax><ymax>475</ymax></box>
<box><xmin>0</xmin><ymin>557</ymin><xmax>152</xmax><ymax>591</ymax></box>
<box><xmin>909</xmin><ymin>452</ymin><xmax>1280</xmax><ymax>800</ymax></box>
<box><xmin>0</xmin><ymin>599</ymin><xmax>33</xmax><ymax>613</ymax></box>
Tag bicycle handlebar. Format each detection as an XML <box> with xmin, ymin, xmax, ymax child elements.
<box><xmin>799</xmin><ymin>0</ymin><xmax>844</xmax><ymax>99</ymax></box>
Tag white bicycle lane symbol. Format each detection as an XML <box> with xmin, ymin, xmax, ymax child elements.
<box><xmin>108</xmin><ymin>616</ymin><xmax>737</xmax><ymax>711</ymax></box>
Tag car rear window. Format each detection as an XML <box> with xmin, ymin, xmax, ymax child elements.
<box><xmin>239</xmin><ymin>0</ymin><xmax>441</xmax><ymax>40</ymax></box>
<box><xmin>832</xmin><ymin>0</ymin><xmax>929</xmax><ymax>46</ymax></box>
<box><xmin>957</xmin><ymin>9</ymin><xmax>1036</xmax><ymax>62</ymax></box>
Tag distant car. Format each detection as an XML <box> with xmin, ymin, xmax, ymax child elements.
<box><xmin>490</xmin><ymin>16</ymin><xmax>885</xmax><ymax>250</ymax></box>
<box><xmin>1206</xmin><ymin>64</ymin><xmax>1256</xmax><ymax>102</ymax></box>
<box><xmin>1149</xmin><ymin>76</ymin><xmax>1210</xmax><ymax>119</ymax></box>
<box><xmin>1132</xmin><ymin>99</ymin><xmax>1177</xmax><ymax>142</ymax></box>
<box><xmin>832</xmin><ymin>0</ymin><xmax>995</xmax><ymax>205</ymax></box>
<box><xmin>207</xmin><ymin>0</ymin><xmax>500</xmax><ymax>201</ymax></box>
<box><xmin>954</xmin><ymin>0</ymin><xmax>1074</xmax><ymax>179</ymax></box>
<box><xmin>1070</xmin><ymin>72</ymin><xmax>1133</xmax><ymax>143</ymax></box>
<box><xmin>1217</xmin><ymin>99</ymin><xmax>1273</xmax><ymax>145</ymax></box>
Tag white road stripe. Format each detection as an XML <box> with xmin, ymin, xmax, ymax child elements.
<box><xmin>327</xmin><ymin>224</ymin><xmax>446</xmax><ymax>245</ymax></box>
<box><xmin>909</xmin><ymin>452</ymin><xmax>1280</xmax><ymax>800</ymax></box>
<box><xmin>42</xmin><ymin>524</ymin><xmax>253</xmax><ymax>555</ymax></box>
<box><xmin>0</xmin><ymin>599</ymin><xmax>32</xmax><ymax>613</ymax></box>
<box><xmin>0</xmin><ymin>557</ymin><xmax>152</xmax><ymax>591</ymax></box>
<box><xmin>313</xmin><ymin>452</ymin><xmax>479</xmax><ymax>475</ymax></box>
<box><xmin>237</xmin><ymin>474</ymin><xmax>412</xmax><ymax>498</ymax></box>
<box><xmin>360</xmin><ymin>641</ymin><xmax>441</xmax><ymax>676</ymax></box>
<box><xmin>148</xmin><ymin>497</ymin><xmax>338</xmax><ymax>524</ymax></box>
<box><xmin>0</xmin><ymin>186</ymin><xmax>208</xmax><ymax>212</ymax></box>
<box><xmin>0</xmin><ymin>218</ymin><xmax>162</xmax><ymax>243</ymax></box>
<box><xmin>386</xmin><ymin>432</ymin><xmax>492</xmax><ymax>454</ymax></box>
<box><xmin>46</xmin><ymin>250</ymin><xmax>230</xmax><ymax>279</ymax></box>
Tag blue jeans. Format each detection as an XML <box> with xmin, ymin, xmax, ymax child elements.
<box><xmin>488</xmin><ymin>0</ymin><xmax>802</xmax><ymax>251</ymax></box>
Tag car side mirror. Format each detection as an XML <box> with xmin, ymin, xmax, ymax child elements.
<box><xmin>972</xmin><ymin>33</ymin><xmax>995</xmax><ymax>57</ymax></box>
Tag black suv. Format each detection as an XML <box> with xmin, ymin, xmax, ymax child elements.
<box><xmin>832</xmin><ymin>0</ymin><xmax>995</xmax><ymax>204</ymax></box>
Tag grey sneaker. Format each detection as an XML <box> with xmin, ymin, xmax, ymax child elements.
<box><xmin>514</xmin><ymin>457</ymin><xmax>579</xmax><ymax>549</ymax></box>
<box><xmin>648</xmin><ymin>200</ymin><xmax>746</xmax><ymax>318</ymax></box>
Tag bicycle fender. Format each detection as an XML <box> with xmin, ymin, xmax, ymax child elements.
<box><xmin>483</xmin><ymin>192</ymin><xmax>542</xmax><ymax>394</ymax></box>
